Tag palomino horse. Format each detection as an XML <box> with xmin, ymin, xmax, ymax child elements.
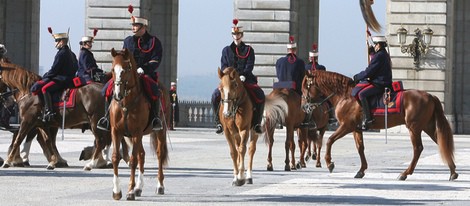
<box><xmin>263</xmin><ymin>88</ymin><xmax>303</xmax><ymax>171</ymax></box>
<box><xmin>302</xmin><ymin>70</ymin><xmax>458</xmax><ymax>181</ymax></box>
<box><xmin>298</xmin><ymin>96</ymin><xmax>331</xmax><ymax>168</ymax></box>
<box><xmin>0</xmin><ymin>62</ymin><xmax>112</xmax><ymax>170</ymax></box>
<box><xmin>218</xmin><ymin>67</ymin><xmax>264</xmax><ymax>186</ymax></box>
<box><xmin>108</xmin><ymin>48</ymin><xmax>169</xmax><ymax>200</ymax></box>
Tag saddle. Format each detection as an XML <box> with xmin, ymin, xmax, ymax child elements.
<box><xmin>53</xmin><ymin>88</ymin><xmax>78</xmax><ymax>109</ymax></box>
<box><xmin>244</xmin><ymin>82</ymin><xmax>264</xmax><ymax>104</ymax></box>
<box><xmin>369</xmin><ymin>81</ymin><xmax>405</xmax><ymax>115</ymax></box>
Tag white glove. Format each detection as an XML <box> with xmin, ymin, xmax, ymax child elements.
<box><xmin>240</xmin><ymin>75</ymin><xmax>246</xmax><ymax>82</ymax></box>
<box><xmin>137</xmin><ymin>67</ymin><xmax>144</xmax><ymax>74</ymax></box>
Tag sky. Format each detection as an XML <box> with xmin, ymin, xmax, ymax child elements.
<box><xmin>39</xmin><ymin>0</ymin><xmax>386</xmax><ymax>99</ymax></box>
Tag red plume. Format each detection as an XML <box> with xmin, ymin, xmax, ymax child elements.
<box><xmin>128</xmin><ymin>4</ymin><xmax>134</xmax><ymax>14</ymax></box>
<box><xmin>289</xmin><ymin>36</ymin><xmax>294</xmax><ymax>43</ymax></box>
<box><xmin>48</xmin><ymin>27</ymin><xmax>53</xmax><ymax>34</ymax></box>
<box><xmin>232</xmin><ymin>19</ymin><xmax>238</xmax><ymax>25</ymax></box>
<box><xmin>312</xmin><ymin>43</ymin><xmax>318</xmax><ymax>51</ymax></box>
<box><xmin>93</xmin><ymin>28</ymin><xmax>98</xmax><ymax>37</ymax></box>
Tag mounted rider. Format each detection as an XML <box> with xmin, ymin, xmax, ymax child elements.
<box><xmin>30</xmin><ymin>28</ymin><xmax>78</xmax><ymax>122</ymax></box>
<box><xmin>77</xmin><ymin>29</ymin><xmax>104</xmax><ymax>84</ymax></box>
<box><xmin>275</xmin><ymin>36</ymin><xmax>305</xmax><ymax>95</ymax></box>
<box><xmin>98</xmin><ymin>4</ymin><xmax>163</xmax><ymax>131</ymax></box>
<box><xmin>211</xmin><ymin>18</ymin><xmax>265</xmax><ymax>134</ymax></box>
<box><xmin>352</xmin><ymin>36</ymin><xmax>392</xmax><ymax>130</ymax></box>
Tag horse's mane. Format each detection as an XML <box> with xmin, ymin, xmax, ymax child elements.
<box><xmin>311</xmin><ymin>70</ymin><xmax>355</xmax><ymax>97</ymax></box>
<box><xmin>0</xmin><ymin>62</ymin><xmax>41</xmax><ymax>94</ymax></box>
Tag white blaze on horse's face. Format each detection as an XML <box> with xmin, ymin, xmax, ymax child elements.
<box><xmin>113</xmin><ymin>64</ymin><xmax>124</xmax><ymax>100</ymax></box>
<box><xmin>222</xmin><ymin>84</ymin><xmax>230</xmax><ymax>117</ymax></box>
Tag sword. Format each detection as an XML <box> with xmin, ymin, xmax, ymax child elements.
<box><xmin>61</xmin><ymin>95</ymin><xmax>67</xmax><ymax>141</ymax></box>
<box><xmin>384</xmin><ymin>87</ymin><xmax>390</xmax><ymax>144</ymax></box>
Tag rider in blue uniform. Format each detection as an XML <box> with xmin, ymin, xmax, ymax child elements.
<box><xmin>275</xmin><ymin>36</ymin><xmax>305</xmax><ymax>95</ymax></box>
<box><xmin>77</xmin><ymin>30</ymin><xmax>104</xmax><ymax>84</ymax></box>
<box><xmin>305</xmin><ymin>44</ymin><xmax>326</xmax><ymax>71</ymax></box>
<box><xmin>98</xmin><ymin>13</ymin><xmax>163</xmax><ymax>131</ymax></box>
<box><xmin>211</xmin><ymin>19</ymin><xmax>265</xmax><ymax>134</ymax></box>
<box><xmin>352</xmin><ymin>36</ymin><xmax>392</xmax><ymax>130</ymax></box>
<box><xmin>30</xmin><ymin>30</ymin><xmax>78</xmax><ymax>122</ymax></box>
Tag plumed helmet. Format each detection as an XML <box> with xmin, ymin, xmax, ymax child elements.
<box><xmin>309</xmin><ymin>43</ymin><xmax>319</xmax><ymax>57</ymax></box>
<box><xmin>287</xmin><ymin>36</ymin><xmax>297</xmax><ymax>49</ymax></box>
<box><xmin>231</xmin><ymin>19</ymin><xmax>243</xmax><ymax>34</ymax></box>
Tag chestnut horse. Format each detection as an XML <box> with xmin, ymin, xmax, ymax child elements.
<box><xmin>263</xmin><ymin>88</ymin><xmax>303</xmax><ymax>171</ymax></box>
<box><xmin>218</xmin><ymin>67</ymin><xmax>262</xmax><ymax>186</ymax></box>
<box><xmin>109</xmin><ymin>48</ymin><xmax>169</xmax><ymax>200</ymax></box>
<box><xmin>0</xmin><ymin>62</ymin><xmax>111</xmax><ymax>170</ymax></box>
<box><xmin>302</xmin><ymin>70</ymin><xmax>458</xmax><ymax>181</ymax></box>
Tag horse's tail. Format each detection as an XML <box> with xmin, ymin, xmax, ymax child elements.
<box><xmin>151</xmin><ymin>132</ymin><xmax>169</xmax><ymax>167</ymax></box>
<box><xmin>431</xmin><ymin>95</ymin><xmax>455</xmax><ymax>165</ymax></box>
<box><xmin>262</xmin><ymin>94</ymin><xmax>288</xmax><ymax>144</ymax></box>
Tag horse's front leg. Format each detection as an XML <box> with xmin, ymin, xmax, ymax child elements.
<box><xmin>111</xmin><ymin>130</ymin><xmax>123</xmax><ymax>200</ymax></box>
<box><xmin>224</xmin><ymin>130</ymin><xmax>240</xmax><ymax>186</ymax></box>
<box><xmin>352</xmin><ymin>131</ymin><xmax>367</xmax><ymax>178</ymax></box>
<box><xmin>398</xmin><ymin>130</ymin><xmax>423</xmax><ymax>181</ymax></box>
<box><xmin>234</xmin><ymin>129</ymin><xmax>248</xmax><ymax>186</ymax></box>
<box><xmin>246</xmin><ymin>132</ymin><xmax>258</xmax><ymax>184</ymax></box>
<box><xmin>45</xmin><ymin>127</ymin><xmax>68</xmax><ymax>169</ymax></box>
<box><xmin>324</xmin><ymin>125</ymin><xmax>350</xmax><ymax>173</ymax></box>
<box><xmin>4</xmin><ymin>123</ymin><xmax>35</xmax><ymax>168</ymax></box>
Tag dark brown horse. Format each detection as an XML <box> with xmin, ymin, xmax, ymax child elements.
<box><xmin>263</xmin><ymin>88</ymin><xmax>302</xmax><ymax>171</ymax></box>
<box><xmin>109</xmin><ymin>48</ymin><xmax>169</xmax><ymax>200</ymax></box>
<box><xmin>298</xmin><ymin>96</ymin><xmax>330</xmax><ymax>168</ymax></box>
<box><xmin>0</xmin><ymin>62</ymin><xmax>111</xmax><ymax>170</ymax></box>
<box><xmin>302</xmin><ymin>70</ymin><xmax>458</xmax><ymax>181</ymax></box>
<box><xmin>218</xmin><ymin>67</ymin><xmax>261</xmax><ymax>186</ymax></box>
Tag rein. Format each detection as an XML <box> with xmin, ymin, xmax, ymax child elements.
<box><xmin>302</xmin><ymin>76</ymin><xmax>335</xmax><ymax>114</ymax></box>
<box><xmin>220</xmin><ymin>81</ymin><xmax>247</xmax><ymax>118</ymax></box>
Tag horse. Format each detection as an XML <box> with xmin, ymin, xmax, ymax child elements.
<box><xmin>108</xmin><ymin>48</ymin><xmax>169</xmax><ymax>200</ymax></box>
<box><xmin>298</xmin><ymin>96</ymin><xmax>331</xmax><ymax>168</ymax></box>
<box><xmin>302</xmin><ymin>70</ymin><xmax>458</xmax><ymax>181</ymax></box>
<box><xmin>0</xmin><ymin>61</ymin><xmax>112</xmax><ymax>170</ymax></box>
<box><xmin>218</xmin><ymin>66</ymin><xmax>265</xmax><ymax>186</ymax></box>
<box><xmin>263</xmin><ymin>88</ymin><xmax>303</xmax><ymax>171</ymax></box>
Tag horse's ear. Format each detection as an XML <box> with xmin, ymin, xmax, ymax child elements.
<box><xmin>111</xmin><ymin>48</ymin><xmax>117</xmax><ymax>57</ymax></box>
<box><xmin>217</xmin><ymin>67</ymin><xmax>223</xmax><ymax>79</ymax></box>
<box><xmin>122</xmin><ymin>48</ymin><xmax>129</xmax><ymax>57</ymax></box>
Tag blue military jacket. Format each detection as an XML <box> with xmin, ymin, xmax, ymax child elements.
<box><xmin>123</xmin><ymin>31</ymin><xmax>162</xmax><ymax>79</ymax></box>
<box><xmin>305</xmin><ymin>62</ymin><xmax>326</xmax><ymax>71</ymax></box>
<box><xmin>276</xmin><ymin>53</ymin><xmax>305</xmax><ymax>94</ymax></box>
<box><xmin>221</xmin><ymin>42</ymin><xmax>257</xmax><ymax>84</ymax></box>
<box><xmin>354</xmin><ymin>48</ymin><xmax>392</xmax><ymax>87</ymax></box>
<box><xmin>77</xmin><ymin>48</ymin><xmax>98</xmax><ymax>81</ymax></box>
<box><xmin>43</xmin><ymin>45</ymin><xmax>78</xmax><ymax>85</ymax></box>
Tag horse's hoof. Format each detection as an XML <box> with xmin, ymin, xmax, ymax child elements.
<box><xmin>397</xmin><ymin>174</ymin><xmax>407</xmax><ymax>181</ymax></box>
<box><xmin>2</xmin><ymin>162</ymin><xmax>10</xmax><ymax>168</ymax></box>
<box><xmin>83</xmin><ymin>166</ymin><xmax>92</xmax><ymax>171</ymax></box>
<box><xmin>316</xmin><ymin>163</ymin><xmax>322</xmax><ymax>168</ymax></box>
<box><xmin>46</xmin><ymin>165</ymin><xmax>55</xmax><ymax>170</ymax></box>
<box><xmin>113</xmin><ymin>191</ymin><xmax>122</xmax><ymax>200</ymax></box>
<box><xmin>12</xmin><ymin>162</ymin><xmax>25</xmax><ymax>167</ymax></box>
<box><xmin>327</xmin><ymin>162</ymin><xmax>335</xmax><ymax>173</ymax></box>
<box><xmin>301</xmin><ymin>163</ymin><xmax>307</xmax><ymax>168</ymax></box>
<box><xmin>55</xmin><ymin>162</ymin><xmax>69</xmax><ymax>168</ymax></box>
<box><xmin>247</xmin><ymin>178</ymin><xmax>253</xmax><ymax>184</ymax></box>
<box><xmin>449</xmin><ymin>173</ymin><xmax>459</xmax><ymax>181</ymax></box>
<box><xmin>354</xmin><ymin>171</ymin><xmax>365</xmax><ymax>178</ymax></box>
<box><xmin>305</xmin><ymin>155</ymin><xmax>311</xmax><ymax>162</ymax></box>
<box><xmin>126</xmin><ymin>193</ymin><xmax>135</xmax><ymax>200</ymax></box>
<box><xmin>267</xmin><ymin>165</ymin><xmax>273</xmax><ymax>171</ymax></box>
<box><xmin>295</xmin><ymin>163</ymin><xmax>302</xmax><ymax>170</ymax></box>
<box><xmin>106</xmin><ymin>162</ymin><xmax>113</xmax><ymax>168</ymax></box>
<box><xmin>284</xmin><ymin>165</ymin><xmax>291</xmax><ymax>171</ymax></box>
<box><xmin>23</xmin><ymin>161</ymin><xmax>30</xmax><ymax>167</ymax></box>
<box><xmin>156</xmin><ymin>187</ymin><xmax>164</xmax><ymax>195</ymax></box>
<box><xmin>134</xmin><ymin>189</ymin><xmax>142</xmax><ymax>197</ymax></box>
<box><xmin>312</xmin><ymin>154</ymin><xmax>317</xmax><ymax>160</ymax></box>
<box><xmin>232</xmin><ymin>178</ymin><xmax>246</xmax><ymax>186</ymax></box>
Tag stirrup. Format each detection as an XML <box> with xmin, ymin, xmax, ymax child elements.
<box><xmin>151</xmin><ymin>118</ymin><xmax>163</xmax><ymax>131</ymax></box>
<box><xmin>215</xmin><ymin>124</ymin><xmax>223</xmax><ymax>134</ymax></box>
<box><xmin>300</xmin><ymin>121</ymin><xmax>317</xmax><ymax>129</ymax></box>
<box><xmin>42</xmin><ymin>111</ymin><xmax>56</xmax><ymax>123</ymax></box>
<box><xmin>97</xmin><ymin>117</ymin><xmax>110</xmax><ymax>131</ymax></box>
<box><xmin>360</xmin><ymin>119</ymin><xmax>375</xmax><ymax>131</ymax></box>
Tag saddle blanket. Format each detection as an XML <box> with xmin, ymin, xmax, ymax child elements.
<box><xmin>370</xmin><ymin>90</ymin><xmax>404</xmax><ymax>115</ymax></box>
<box><xmin>53</xmin><ymin>88</ymin><xmax>78</xmax><ymax>109</ymax></box>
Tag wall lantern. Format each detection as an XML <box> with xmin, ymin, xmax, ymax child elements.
<box><xmin>397</xmin><ymin>26</ymin><xmax>433</xmax><ymax>69</ymax></box>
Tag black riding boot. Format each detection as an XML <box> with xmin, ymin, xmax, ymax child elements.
<box><xmin>214</xmin><ymin>103</ymin><xmax>223</xmax><ymax>134</ymax></box>
<box><xmin>97</xmin><ymin>98</ymin><xmax>111</xmax><ymax>131</ymax></box>
<box><xmin>300</xmin><ymin>112</ymin><xmax>317</xmax><ymax>129</ymax></box>
<box><xmin>151</xmin><ymin>100</ymin><xmax>163</xmax><ymax>131</ymax></box>
<box><xmin>253</xmin><ymin>103</ymin><xmax>264</xmax><ymax>134</ymax></box>
<box><xmin>42</xmin><ymin>92</ymin><xmax>56</xmax><ymax>122</ymax></box>
<box><xmin>360</xmin><ymin>98</ymin><xmax>375</xmax><ymax>130</ymax></box>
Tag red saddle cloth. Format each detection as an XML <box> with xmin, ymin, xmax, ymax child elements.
<box><xmin>370</xmin><ymin>91</ymin><xmax>404</xmax><ymax>115</ymax></box>
<box><xmin>54</xmin><ymin>88</ymin><xmax>78</xmax><ymax>109</ymax></box>
<box><xmin>243</xmin><ymin>82</ymin><xmax>264</xmax><ymax>104</ymax></box>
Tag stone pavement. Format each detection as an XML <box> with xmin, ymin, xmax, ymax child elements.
<box><xmin>0</xmin><ymin>128</ymin><xmax>469</xmax><ymax>205</ymax></box>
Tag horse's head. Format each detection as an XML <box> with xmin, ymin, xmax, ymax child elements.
<box><xmin>218</xmin><ymin>67</ymin><xmax>244</xmax><ymax>117</ymax></box>
<box><xmin>302</xmin><ymin>70</ymin><xmax>322</xmax><ymax>104</ymax></box>
<box><xmin>111</xmin><ymin>48</ymin><xmax>137</xmax><ymax>101</ymax></box>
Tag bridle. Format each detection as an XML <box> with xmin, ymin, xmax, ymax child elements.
<box><xmin>220</xmin><ymin>78</ymin><xmax>245</xmax><ymax>118</ymax></box>
<box><xmin>113</xmin><ymin>58</ymin><xmax>134</xmax><ymax>101</ymax></box>
<box><xmin>301</xmin><ymin>75</ymin><xmax>335</xmax><ymax>114</ymax></box>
